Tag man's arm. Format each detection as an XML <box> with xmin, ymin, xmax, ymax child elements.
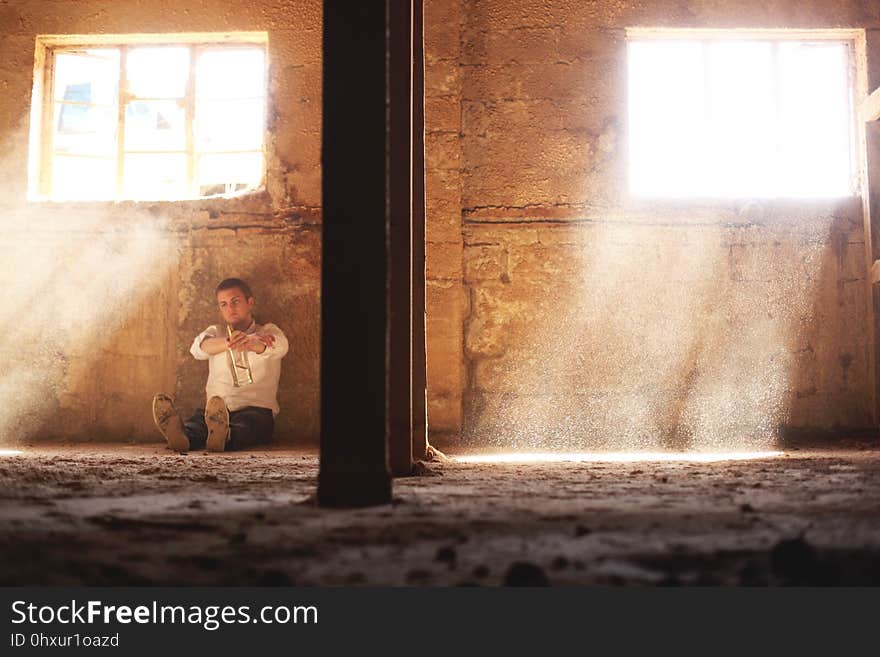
<box><xmin>199</xmin><ymin>335</ymin><xmax>231</xmax><ymax>355</ymax></box>
<box><xmin>190</xmin><ymin>326</ymin><xmax>219</xmax><ymax>361</ymax></box>
<box><xmin>192</xmin><ymin>325</ymin><xmax>286</xmax><ymax>359</ymax></box>
<box><xmin>248</xmin><ymin>324</ymin><xmax>289</xmax><ymax>360</ymax></box>
<box><xmin>222</xmin><ymin>330</ymin><xmax>274</xmax><ymax>354</ymax></box>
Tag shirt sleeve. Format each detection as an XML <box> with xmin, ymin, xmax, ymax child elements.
<box><xmin>251</xmin><ymin>323</ymin><xmax>289</xmax><ymax>360</ymax></box>
<box><xmin>190</xmin><ymin>325</ymin><xmax>219</xmax><ymax>361</ymax></box>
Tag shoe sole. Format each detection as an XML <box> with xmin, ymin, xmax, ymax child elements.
<box><xmin>152</xmin><ymin>394</ymin><xmax>189</xmax><ymax>453</ymax></box>
<box><xmin>205</xmin><ymin>396</ymin><xmax>230</xmax><ymax>453</ymax></box>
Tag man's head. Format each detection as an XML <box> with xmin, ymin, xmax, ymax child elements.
<box><xmin>215</xmin><ymin>278</ymin><xmax>255</xmax><ymax>330</ymax></box>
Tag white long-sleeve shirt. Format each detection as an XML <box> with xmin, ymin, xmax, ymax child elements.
<box><xmin>189</xmin><ymin>321</ymin><xmax>289</xmax><ymax>416</ymax></box>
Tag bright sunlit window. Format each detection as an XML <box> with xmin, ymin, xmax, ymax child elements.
<box><xmin>30</xmin><ymin>34</ymin><xmax>267</xmax><ymax>201</ymax></box>
<box><xmin>627</xmin><ymin>30</ymin><xmax>860</xmax><ymax>198</ymax></box>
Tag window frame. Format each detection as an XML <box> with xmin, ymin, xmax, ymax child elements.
<box><xmin>625</xmin><ymin>28</ymin><xmax>868</xmax><ymax>200</ymax></box>
<box><xmin>29</xmin><ymin>32</ymin><xmax>269</xmax><ymax>202</ymax></box>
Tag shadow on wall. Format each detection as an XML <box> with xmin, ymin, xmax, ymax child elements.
<box><xmin>783</xmin><ymin>208</ymin><xmax>873</xmax><ymax>443</ymax></box>
<box><xmin>462</xmin><ymin>203</ymin><xmax>872</xmax><ymax>451</ymax></box>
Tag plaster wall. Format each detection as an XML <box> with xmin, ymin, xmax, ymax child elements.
<box><xmin>0</xmin><ymin>0</ymin><xmax>323</xmax><ymax>444</ymax></box>
<box><xmin>459</xmin><ymin>0</ymin><xmax>880</xmax><ymax>447</ymax></box>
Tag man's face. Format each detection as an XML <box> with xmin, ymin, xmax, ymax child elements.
<box><xmin>216</xmin><ymin>287</ymin><xmax>255</xmax><ymax>329</ymax></box>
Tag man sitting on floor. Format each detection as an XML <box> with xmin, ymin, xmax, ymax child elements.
<box><xmin>152</xmin><ymin>277</ymin><xmax>289</xmax><ymax>453</ymax></box>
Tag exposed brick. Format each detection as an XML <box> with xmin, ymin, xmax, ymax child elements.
<box><xmin>426</xmin><ymin>131</ymin><xmax>463</xmax><ymax>171</ymax></box>
<box><xmin>427</xmin><ymin>392</ymin><xmax>462</xmax><ymax>435</ymax></box>
<box><xmin>426</xmin><ymin>59</ymin><xmax>461</xmax><ymax>96</ymax></box>
<box><xmin>426</xmin><ymin>208</ymin><xmax>462</xmax><ymax>243</ymax></box>
<box><xmin>426</xmin><ymin>240</ymin><xmax>463</xmax><ymax>280</ymax></box>
<box><xmin>426</xmin><ymin>95</ymin><xmax>461</xmax><ymax>132</ymax></box>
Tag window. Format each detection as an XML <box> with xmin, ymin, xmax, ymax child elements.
<box><xmin>30</xmin><ymin>34</ymin><xmax>268</xmax><ymax>201</ymax></box>
<box><xmin>627</xmin><ymin>30</ymin><xmax>861</xmax><ymax>198</ymax></box>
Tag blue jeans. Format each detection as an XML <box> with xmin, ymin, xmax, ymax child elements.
<box><xmin>183</xmin><ymin>405</ymin><xmax>274</xmax><ymax>451</ymax></box>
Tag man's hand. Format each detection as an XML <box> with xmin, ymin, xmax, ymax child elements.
<box><xmin>227</xmin><ymin>331</ymin><xmax>276</xmax><ymax>354</ymax></box>
<box><xmin>254</xmin><ymin>333</ymin><xmax>277</xmax><ymax>350</ymax></box>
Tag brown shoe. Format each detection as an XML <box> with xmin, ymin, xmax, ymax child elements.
<box><xmin>205</xmin><ymin>396</ymin><xmax>230</xmax><ymax>452</ymax></box>
<box><xmin>152</xmin><ymin>393</ymin><xmax>189</xmax><ymax>453</ymax></box>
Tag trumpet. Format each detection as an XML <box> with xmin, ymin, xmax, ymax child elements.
<box><xmin>225</xmin><ymin>324</ymin><xmax>254</xmax><ymax>387</ymax></box>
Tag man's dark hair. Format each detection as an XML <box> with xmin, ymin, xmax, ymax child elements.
<box><xmin>216</xmin><ymin>278</ymin><xmax>253</xmax><ymax>299</ymax></box>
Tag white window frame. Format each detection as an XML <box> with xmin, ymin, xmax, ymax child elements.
<box><xmin>28</xmin><ymin>32</ymin><xmax>269</xmax><ymax>201</ymax></box>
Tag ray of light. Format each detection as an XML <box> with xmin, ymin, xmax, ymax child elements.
<box><xmin>455</xmin><ymin>451</ymin><xmax>784</xmax><ymax>464</ymax></box>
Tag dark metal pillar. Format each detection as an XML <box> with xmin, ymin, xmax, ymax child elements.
<box><xmin>388</xmin><ymin>0</ymin><xmax>415</xmax><ymax>477</ymax></box>
<box><xmin>864</xmin><ymin>31</ymin><xmax>880</xmax><ymax>428</ymax></box>
<box><xmin>318</xmin><ymin>1</ymin><xmax>393</xmax><ymax>507</ymax></box>
<box><xmin>411</xmin><ymin>0</ymin><xmax>429</xmax><ymax>462</ymax></box>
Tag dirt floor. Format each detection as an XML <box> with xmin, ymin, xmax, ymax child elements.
<box><xmin>1</xmin><ymin>441</ymin><xmax>879</xmax><ymax>586</ymax></box>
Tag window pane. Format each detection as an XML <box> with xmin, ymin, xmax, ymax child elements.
<box><xmin>124</xmin><ymin>100</ymin><xmax>186</xmax><ymax>151</ymax></box>
<box><xmin>53</xmin><ymin>102</ymin><xmax>116</xmax><ymax>155</ymax></box>
<box><xmin>53</xmin><ymin>50</ymin><xmax>119</xmax><ymax>106</ymax></box>
<box><xmin>127</xmin><ymin>47</ymin><xmax>190</xmax><ymax>98</ymax></box>
<box><xmin>44</xmin><ymin>42</ymin><xmax>268</xmax><ymax>200</ymax></box>
<box><xmin>705</xmin><ymin>41</ymin><xmax>775</xmax><ymax>196</ymax></box>
<box><xmin>123</xmin><ymin>153</ymin><xmax>188</xmax><ymax>199</ymax></box>
<box><xmin>196</xmin><ymin>48</ymin><xmax>265</xmax><ymax>100</ymax></box>
<box><xmin>195</xmin><ymin>98</ymin><xmax>264</xmax><ymax>151</ymax></box>
<box><xmin>628</xmin><ymin>41</ymin><xmax>705</xmax><ymax>197</ymax></box>
<box><xmin>627</xmin><ymin>38</ymin><xmax>854</xmax><ymax>198</ymax></box>
<box><xmin>198</xmin><ymin>152</ymin><xmax>263</xmax><ymax>195</ymax></box>
<box><xmin>51</xmin><ymin>155</ymin><xmax>116</xmax><ymax>200</ymax></box>
<box><xmin>776</xmin><ymin>42</ymin><xmax>852</xmax><ymax>196</ymax></box>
